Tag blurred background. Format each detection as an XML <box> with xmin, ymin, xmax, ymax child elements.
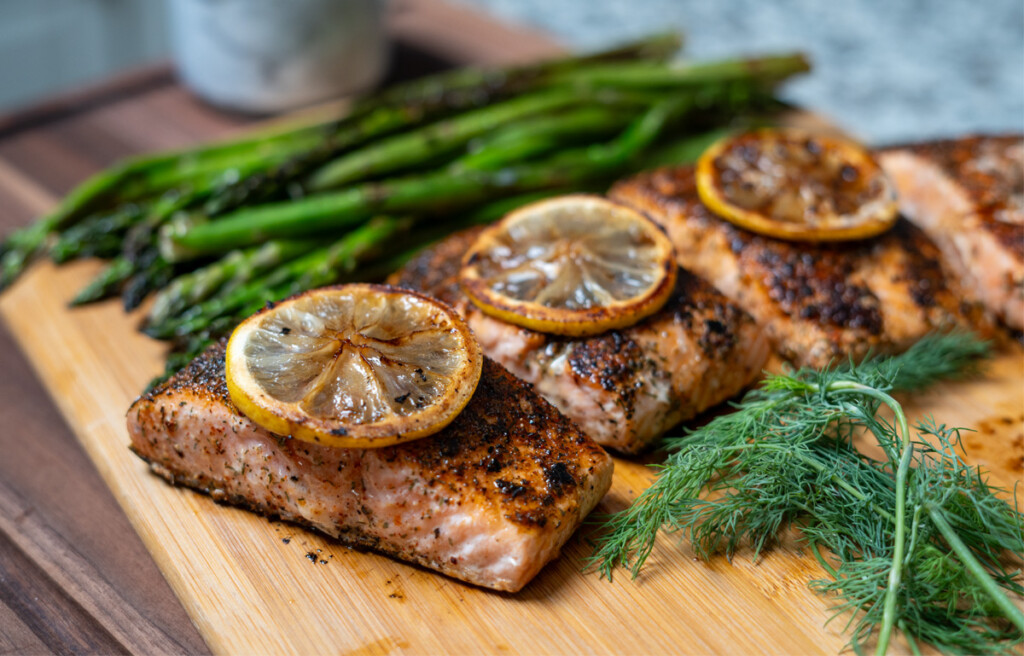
<box><xmin>0</xmin><ymin>0</ymin><xmax>1020</xmax><ymax>143</ymax></box>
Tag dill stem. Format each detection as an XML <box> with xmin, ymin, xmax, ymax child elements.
<box><xmin>877</xmin><ymin>431</ymin><xmax>913</xmax><ymax>656</ymax></box>
<box><xmin>825</xmin><ymin>381</ymin><xmax>911</xmax><ymax>656</ymax></box>
<box><xmin>926</xmin><ymin>503</ymin><xmax>1024</xmax><ymax>633</ymax></box>
<box><xmin>897</xmin><ymin>621</ymin><xmax>922</xmax><ymax>656</ymax></box>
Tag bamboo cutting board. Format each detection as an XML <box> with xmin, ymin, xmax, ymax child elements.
<box><xmin>4</xmin><ymin>257</ymin><xmax>1023</xmax><ymax>656</ymax></box>
<box><xmin>2</xmin><ymin>6</ymin><xmax>1023</xmax><ymax>656</ymax></box>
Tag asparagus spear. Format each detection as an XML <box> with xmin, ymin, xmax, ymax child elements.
<box><xmin>354</xmin><ymin>32</ymin><xmax>683</xmax><ymax>114</ymax></box>
<box><xmin>122</xmin><ymin>256</ymin><xmax>174</xmax><ymax>311</ymax></box>
<box><xmin>161</xmin><ymin>96</ymin><xmax>693</xmax><ymax>259</ymax></box>
<box><xmin>71</xmin><ymin>256</ymin><xmax>135</xmax><ymax>305</ymax></box>
<box><xmin>0</xmin><ymin>128</ymin><xmax>324</xmax><ymax>290</ymax></box>
<box><xmin>198</xmin><ymin>104</ymin><xmax>447</xmax><ymax>216</ymax></box>
<box><xmin>151</xmin><ymin>216</ymin><xmax>411</xmax><ymax>339</ymax></box>
<box><xmin>0</xmin><ymin>34</ymin><xmax>689</xmax><ymax>291</ymax></box>
<box><xmin>308</xmin><ymin>89</ymin><xmax>589</xmax><ymax>191</ymax></box>
<box><xmin>547</xmin><ymin>52</ymin><xmax>811</xmax><ymax>88</ymax></box>
<box><xmin>149</xmin><ymin>243</ymin><xmax>427</xmax><ymax>388</ymax></box>
<box><xmin>0</xmin><ymin>82</ymin><xmax>392</xmax><ymax>286</ymax></box>
<box><xmin>117</xmin><ymin>99</ymin><xmax>452</xmax><ymax>276</ymax></box>
<box><xmin>156</xmin><ymin>193</ymin><xmax>573</xmax><ymax>348</ymax></box>
<box><xmin>635</xmin><ymin>127</ymin><xmax>734</xmax><ymax>169</ymax></box>
<box><xmin>197</xmin><ymin>37</ymin><xmax>685</xmax><ymax>216</ymax></box>
<box><xmin>50</xmin><ymin>205</ymin><xmax>146</xmax><ymax>263</ymax></box>
<box><xmin>454</xmin><ymin>107</ymin><xmax>631</xmax><ymax>171</ymax></box>
<box><xmin>307</xmin><ymin>81</ymin><xmax>757</xmax><ymax>192</ymax></box>
<box><xmin>1</xmin><ymin>222</ymin><xmax>58</xmax><ymax>290</ymax></box>
<box><xmin>144</xmin><ymin>239</ymin><xmax>321</xmax><ymax>328</ymax></box>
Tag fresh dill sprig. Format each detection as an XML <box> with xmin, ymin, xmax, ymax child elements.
<box><xmin>589</xmin><ymin>333</ymin><xmax>1024</xmax><ymax>655</ymax></box>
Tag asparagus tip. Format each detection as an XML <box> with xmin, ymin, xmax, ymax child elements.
<box><xmin>0</xmin><ymin>249</ymin><xmax>30</xmax><ymax>292</ymax></box>
<box><xmin>70</xmin><ymin>287</ymin><xmax>105</xmax><ymax>307</ymax></box>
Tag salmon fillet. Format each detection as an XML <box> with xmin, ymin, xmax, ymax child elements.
<box><xmin>878</xmin><ymin>135</ymin><xmax>1023</xmax><ymax>330</ymax></box>
<box><xmin>388</xmin><ymin>228</ymin><xmax>769</xmax><ymax>453</ymax></box>
<box><xmin>611</xmin><ymin>165</ymin><xmax>992</xmax><ymax>369</ymax></box>
<box><xmin>127</xmin><ymin>344</ymin><xmax>613</xmax><ymax>592</ymax></box>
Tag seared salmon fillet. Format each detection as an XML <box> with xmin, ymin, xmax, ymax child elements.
<box><xmin>611</xmin><ymin>165</ymin><xmax>992</xmax><ymax>368</ymax></box>
<box><xmin>878</xmin><ymin>135</ymin><xmax>1023</xmax><ymax>330</ymax></box>
<box><xmin>127</xmin><ymin>344</ymin><xmax>613</xmax><ymax>592</ymax></box>
<box><xmin>388</xmin><ymin>228</ymin><xmax>769</xmax><ymax>453</ymax></box>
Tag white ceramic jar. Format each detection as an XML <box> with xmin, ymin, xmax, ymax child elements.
<box><xmin>170</xmin><ymin>0</ymin><xmax>389</xmax><ymax>113</ymax></box>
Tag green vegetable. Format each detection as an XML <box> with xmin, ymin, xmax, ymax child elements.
<box><xmin>453</xmin><ymin>107</ymin><xmax>632</xmax><ymax>171</ymax></box>
<box><xmin>549</xmin><ymin>52</ymin><xmax>811</xmax><ymax>88</ymax></box>
<box><xmin>0</xmin><ymin>34</ymin><xmax>812</xmax><ymax>372</ymax></box>
<box><xmin>307</xmin><ymin>89</ymin><xmax>588</xmax><ymax>191</ymax></box>
<box><xmin>162</xmin><ymin>99</ymin><xmax>684</xmax><ymax>259</ymax></box>
<box><xmin>49</xmin><ymin>205</ymin><xmax>146</xmax><ymax>263</ymax></box>
<box><xmin>353</xmin><ymin>32</ymin><xmax>684</xmax><ymax>113</ymax></box>
<box><xmin>144</xmin><ymin>239</ymin><xmax>321</xmax><ymax>329</ymax></box>
<box><xmin>71</xmin><ymin>256</ymin><xmax>136</xmax><ymax>306</ymax></box>
<box><xmin>591</xmin><ymin>333</ymin><xmax>1023</xmax><ymax>654</ymax></box>
<box><xmin>148</xmin><ymin>216</ymin><xmax>411</xmax><ymax>339</ymax></box>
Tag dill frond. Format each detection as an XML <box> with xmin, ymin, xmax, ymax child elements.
<box><xmin>589</xmin><ymin>332</ymin><xmax>1023</xmax><ymax>654</ymax></box>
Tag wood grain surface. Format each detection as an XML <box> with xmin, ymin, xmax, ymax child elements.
<box><xmin>0</xmin><ymin>2</ymin><xmax>556</xmax><ymax>654</ymax></box>
<box><xmin>1</xmin><ymin>2</ymin><xmax>1022</xmax><ymax>654</ymax></box>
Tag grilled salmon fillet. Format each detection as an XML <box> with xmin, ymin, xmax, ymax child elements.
<box><xmin>611</xmin><ymin>165</ymin><xmax>992</xmax><ymax>368</ymax></box>
<box><xmin>388</xmin><ymin>228</ymin><xmax>769</xmax><ymax>453</ymax></box>
<box><xmin>878</xmin><ymin>135</ymin><xmax>1024</xmax><ymax>330</ymax></box>
<box><xmin>127</xmin><ymin>344</ymin><xmax>613</xmax><ymax>592</ymax></box>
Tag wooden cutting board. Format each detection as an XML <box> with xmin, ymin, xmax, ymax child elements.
<box><xmin>1</xmin><ymin>3</ymin><xmax>1022</xmax><ymax>654</ymax></box>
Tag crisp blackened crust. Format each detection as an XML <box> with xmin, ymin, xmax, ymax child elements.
<box><xmin>391</xmin><ymin>227</ymin><xmax>751</xmax><ymax>361</ymax></box>
<box><xmin>728</xmin><ymin>228</ymin><xmax>883</xmax><ymax>334</ymax></box>
<box><xmin>615</xmin><ymin>164</ymin><xmax>986</xmax><ymax>321</ymax></box>
<box><xmin>734</xmin><ymin>221</ymin><xmax>964</xmax><ymax>329</ymax></box>
<box><xmin>374</xmin><ymin>358</ymin><xmax>604</xmax><ymax>528</ymax></box>
<box><xmin>889</xmin><ymin>134</ymin><xmax>1024</xmax><ymax>259</ymax></box>
<box><xmin>135</xmin><ymin>344</ymin><xmax>608</xmax><ymax>531</ymax></box>
<box><xmin>561</xmin><ymin>269</ymin><xmax>745</xmax><ymax>403</ymax></box>
<box><xmin>613</xmin><ymin>164</ymin><xmax>892</xmax><ymax>334</ymax></box>
<box><xmin>389</xmin><ymin>226</ymin><xmax>766</xmax><ymax>441</ymax></box>
<box><xmin>671</xmin><ymin>269</ymin><xmax>749</xmax><ymax>356</ymax></box>
<box><xmin>610</xmin><ymin>163</ymin><xmax>997</xmax><ymax>366</ymax></box>
<box><xmin>388</xmin><ymin>221</ymin><xmax>769</xmax><ymax>452</ymax></box>
<box><xmin>886</xmin><ymin>221</ymin><xmax>952</xmax><ymax>309</ymax></box>
<box><xmin>888</xmin><ymin>135</ymin><xmax>1021</xmax><ymax>208</ymax></box>
<box><xmin>144</xmin><ymin>337</ymin><xmax>233</xmax><ymax>406</ymax></box>
<box><xmin>388</xmin><ymin>227</ymin><xmax>480</xmax><ymax>306</ymax></box>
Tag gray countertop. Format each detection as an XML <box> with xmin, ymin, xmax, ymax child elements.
<box><xmin>459</xmin><ymin>0</ymin><xmax>1024</xmax><ymax>144</ymax></box>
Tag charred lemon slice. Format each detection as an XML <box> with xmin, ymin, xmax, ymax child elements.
<box><xmin>225</xmin><ymin>284</ymin><xmax>482</xmax><ymax>448</ymax></box>
<box><xmin>458</xmin><ymin>194</ymin><xmax>676</xmax><ymax>336</ymax></box>
<box><xmin>696</xmin><ymin>128</ymin><xmax>898</xmax><ymax>242</ymax></box>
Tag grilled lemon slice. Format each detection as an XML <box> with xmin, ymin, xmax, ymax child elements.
<box><xmin>458</xmin><ymin>194</ymin><xmax>676</xmax><ymax>336</ymax></box>
<box><xmin>696</xmin><ymin>128</ymin><xmax>898</xmax><ymax>242</ymax></box>
<box><xmin>225</xmin><ymin>284</ymin><xmax>482</xmax><ymax>448</ymax></box>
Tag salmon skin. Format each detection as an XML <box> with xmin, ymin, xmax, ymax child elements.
<box><xmin>388</xmin><ymin>228</ymin><xmax>769</xmax><ymax>454</ymax></box>
<box><xmin>878</xmin><ymin>135</ymin><xmax>1023</xmax><ymax>330</ymax></box>
<box><xmin>127</xmin><ymin>343</ymin><xmax>613</xmax><ymax>593</ymax></box>
<box><xmin>611</xmin><ymin>165</ymin><xmax>993</xmax><ymax>369</ymax></box>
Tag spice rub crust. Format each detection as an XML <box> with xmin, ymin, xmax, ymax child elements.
<box><xmin>129</xmin><ymin>344</ymin><xmax>613</xmax><ymax>592</ymax></box>
<box><xmin>878</xmin><ymin>135</ymin><xmax>1023</xmax><ymax>329</ymax></box>
<box><xmin>389</xmin><ymin>228</ymin><xmax>768</xmax><ymax>453</ymax></box>
<box><xmin>610</xmin><ymin>164</ymin><xmax>993</xmax><ymax>367</ymax></box>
